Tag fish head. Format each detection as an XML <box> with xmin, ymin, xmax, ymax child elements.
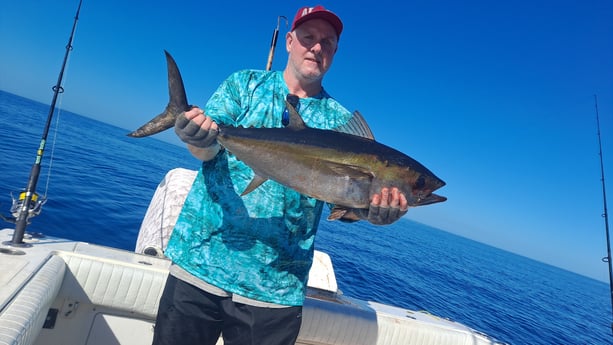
<box><xmin>406</xmin><ymin>173</ymin><xmax>447</xmax><ymax>207</ymax></box>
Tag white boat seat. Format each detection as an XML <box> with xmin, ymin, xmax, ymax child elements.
<box><xmin>27</xmin><ymin>250</ymin><xmax>169</xmax><ymax>345</ymax></box>
<box><xmin>56</xmin><ymin>252</ymin><xmax>168</xmax><ymax>319</ymax></box>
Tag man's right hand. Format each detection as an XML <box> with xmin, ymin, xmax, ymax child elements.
<box><xmin>175</xmin><ymin>107</ymin><xmax>219</xmax><ymax>148</ymax></box>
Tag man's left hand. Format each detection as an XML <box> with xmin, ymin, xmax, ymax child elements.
<box><xmin>366</xmin><ymin>187</ymin><xmax>409</xmax><ymax>225</ymax></box>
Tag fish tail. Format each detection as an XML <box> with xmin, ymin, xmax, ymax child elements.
<box><xmin>127</xmin><ymin>50</ymin><xmax>190</xmax><ymax>137</ymax></box>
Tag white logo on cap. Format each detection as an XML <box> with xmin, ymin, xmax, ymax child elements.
<box><xmin>301</xmin><ymin>7</ymin><xmax>315</xmax><ymax>17</ymax></box>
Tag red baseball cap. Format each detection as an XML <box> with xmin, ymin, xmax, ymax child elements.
<box><xmin>291</xmin><ymin>5</ymin><xmax>343</xmax><ymax>38</ymax></box>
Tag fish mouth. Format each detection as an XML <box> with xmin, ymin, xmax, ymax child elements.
<box><xmin>414</xmin><ymin>193</ymin><xmax>447</xmax><ymax>206</ymax></box>
<box><xmin>410</xmin><ymin>182</ymin><xmax>447</xmax><ymax>206</ymax></box>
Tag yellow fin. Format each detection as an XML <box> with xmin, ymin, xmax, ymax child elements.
<box><xmin>241</xmin><ymin>175</ymin><xmax>268</xmax><ymax>196</ymax></box>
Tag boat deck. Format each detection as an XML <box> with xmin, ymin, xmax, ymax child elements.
<box><xmin>0</xmin><ymin>228</ymin><xmax>502</xmax><ymax>345</ymax></box>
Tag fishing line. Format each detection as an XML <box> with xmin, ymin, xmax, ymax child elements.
<box><xmin>42</xmin><ymin>92</ymin><xmax>63</xmax><ymax>199</ymax></box>
<box><xmin>42</xmin><ymin>36</ymin><xmax>77</xmax><ymax>199</ymax></box>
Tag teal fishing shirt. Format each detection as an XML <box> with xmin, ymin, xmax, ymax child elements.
<box><xmin>165</xmin><ymin>70</ymin><xmax>354</xmax><ymax>306</ymax></box>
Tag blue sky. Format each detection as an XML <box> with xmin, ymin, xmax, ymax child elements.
<box><xmin>1</xmin><ymin>0</ymin><xmax>612</xmax><ymax>282</ymax></box>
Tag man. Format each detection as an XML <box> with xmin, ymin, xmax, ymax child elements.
<box><xmin>152</xmin><ymin>5</ymin><xmax>408</xmax><ymax>345</ymax></box>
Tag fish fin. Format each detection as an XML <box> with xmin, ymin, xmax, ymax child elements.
<box><xmin>333</xmin><ymin>110</ymin><xmax>375</xmax><ymax>140</ymax></box>
<box><xmin>282</xmin><ymin>100</ymin><xmax>374</xmax><ymax>141</ymax></box>
<box><xmin>327</xmin><ymin>206</ymin><xmax>348</xmax><ymax>221</ymax></box>
<box><xmin>328</xmin><ymin>206</ymin><xmax>368</xmax><ymax>222</ymax></box>
<box><xmin>240</xmin><ymin>174</ymin><xmax>269</xmax><ymax>196</ymax></box>
<box><xmin>284</xmin><ymin>100</ymin><xmax>307</xmax><ymax>131</ymax></box>
<box><xmin>128</xmin><ymin>50</ymin><xmax>190</xmax><ymax>137</ymax></box>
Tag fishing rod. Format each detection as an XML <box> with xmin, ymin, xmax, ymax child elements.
<box><xmin>266</xmin><ymin>15</ymin><xmax>288</xmax><ymax>71</ymax></box>
<box><xmin>595</xmin><ymin>95</ymin><xmax>613</xmax><ymax>334</ymax></box>
<box><xmin>4</xmin><ymin>0</ymin><xmax>84</xmax><ymax>247</ymax></box>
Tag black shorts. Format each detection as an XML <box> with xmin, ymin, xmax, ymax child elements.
<box><xmin>152</xmin><ymin>274</ymin><xmax>303</xmax><ymax>345</ymax></box>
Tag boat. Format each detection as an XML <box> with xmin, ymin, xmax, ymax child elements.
<box><xmin>0</xmin><ymin>3</ymin><xmax>505</xmax><ymax>344</ymax></box>
<box><xmin>0</xmin><ymin>166</ymin><xmax>504</xmax><ymax>345</ymax></box>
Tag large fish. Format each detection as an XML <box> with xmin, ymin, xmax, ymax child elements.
<box><xmin>129</xmin><ymin>51</ymin><xmax>446</xmax><ymax>221</ymax></box>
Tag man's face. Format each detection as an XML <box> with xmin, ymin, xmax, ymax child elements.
<box><xmin>286</xmin><ymin>18</ymin><xmax>339</xmax><ymax>82</ymax></box>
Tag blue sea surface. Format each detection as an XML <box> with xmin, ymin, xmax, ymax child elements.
<box><xmin>1</xmin><ymin>90</ymin><xmax>611</xmax><ymax>344</ymax></box>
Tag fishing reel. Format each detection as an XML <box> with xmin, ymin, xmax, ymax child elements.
<box><xmin>0</xmin><ymin>191</ymin><xmax>47</xmax><ymax>224</ymax></box>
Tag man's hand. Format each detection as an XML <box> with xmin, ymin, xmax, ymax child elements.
<box><xmin>366</xmin><ymin>187</ymin><xmax>409</xmax><ymax>225</ymax></box>
<box><xmin>175</xmin><ymin>107</ymin><xmax>219</xmax><ymax>148</ymax></box>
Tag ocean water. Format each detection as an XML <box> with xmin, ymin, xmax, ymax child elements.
<box><xmin>0</xmin><ymin>89</ymin><xmax>611</xmax><ymax>344</ymax></box>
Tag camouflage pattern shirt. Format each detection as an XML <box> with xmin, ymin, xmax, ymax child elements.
<box><xmin>165</xmin><ymin>70</ymin><xmax>354</xmax><ymax>306</ymax></box>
